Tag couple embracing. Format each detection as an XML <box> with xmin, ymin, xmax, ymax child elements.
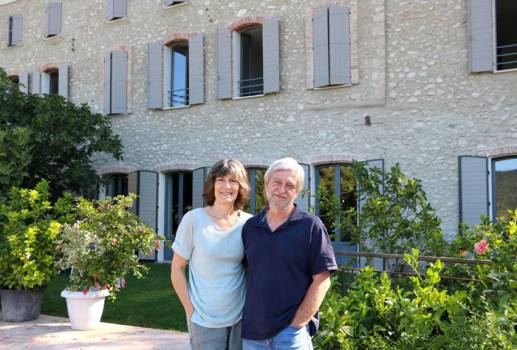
<box><xmin>171</xmin><ymin>158</ymin><xmax>337</xmax><ymax>350</ymax></box>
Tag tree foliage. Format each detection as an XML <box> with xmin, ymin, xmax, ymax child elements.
<box><xmin>0</xmin><ymin>68</ymin><xmax>123</xmax><ymax>200</ymax></box>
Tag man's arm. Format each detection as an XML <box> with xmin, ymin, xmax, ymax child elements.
<box><xmin>290</xmin><ymin>271</ymin><xmax>331</xmax><ymax>327</ymax></box>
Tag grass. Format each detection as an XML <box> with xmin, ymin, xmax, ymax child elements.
<box><xmin>42</xmin><ymin>262</ymin><xmax>188</xmax><ymax>331</ymax></box>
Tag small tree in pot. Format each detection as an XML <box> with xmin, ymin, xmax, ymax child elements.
<box><xmin>0</xmin><ymin>180</ymin><xmax>73</xmax><ymax>321</ymax></box>
<box><xmin>58</xmin><ymin>194</ymin><xmax>165</xmax><ymax>330</ymax></box>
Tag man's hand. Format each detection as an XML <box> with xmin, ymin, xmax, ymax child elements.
<box><xmin>289</xmin><ymin>271</ymin><xmax>331</xmax><ymax>327</ymax></box>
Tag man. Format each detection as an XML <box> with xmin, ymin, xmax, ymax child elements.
<box><xmin>242</xmin><ymin>157</ymin><xmax>337</xmax><ymax>349</ymax></box>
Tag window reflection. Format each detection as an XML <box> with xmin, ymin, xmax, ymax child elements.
<box><xmin>245</xmin><ymin>168</ymin><xmax>267</xmax><ymax>215</ymax></box>
<box><xmin>171</xmin><ymin>43</ymin><xmax>189</xmax><ymax>107</ymax></box>
<box><xmin>493</xmin><ymin>157</ymin><xmax>517</xmax><ymax>217</ymax></box>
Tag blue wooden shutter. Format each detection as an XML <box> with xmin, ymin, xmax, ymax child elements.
<box><xmin>459</xmin><ymin>156</ymin><xmax>489</xmax><ymax>226</ymax></box>
<box><xmin>110</xmin><ymin>51</ymin><xmax>128</xmax><ymax>114</ymax></box>
<box><xmin>217</xmin><ymin>26</ymin><xmax>232</xmax><ymax>99</ymax></box>
<box><xmin>468</xmin><ymin>0</ymin><xmax>494</xmax><ymax>72</ymax></box>
<box><xmin>138</xmin><ymin>171</ymin><xmax>159</xmax><ymax>232</ymax></box>
<box><xmin>31</xmin><ymin>71</ymin><xmax>41</xmax><ymax>95</ymax></box>
<box><xmin>103</xmin><ymin>53</ymin><xmax>112</xmax><ymax>115</ymax></box>
<box><xmin>263</xmin><ymin>17</ymin><xmax>280</xmax><ymax>94</ymax></box>
<box><xmin>192</xmin><ymin>167</ymin><xmax>209</xmax><ymax>208</ymax></box>
<box><xmin>313</xmin><ymin>7</ymin><xmax>329</xmax><ymax>88</ymax></box>
<box><xmin>10</xmin><ymin>15</ymin><xmax>23</xmax><ymax>46</ymax></box>
<box><xmin>46</xmin><ymin>2</ymin><xmax>62</xmax><ymax>37</ymax></box>
<box><xmin>148</xmin><ymin>42</ymin><xmax>163</xmax><ymax>108</ymax></box>
<box><xmin>19</xmin><ymin>71</ymin><xmax>28</xmax><ymax>93</ymax></box>
<box><xmin>106</xmin><ymin>0</ymin><xmax>115</xmax><ymax>20</ymax></box>
<box><xmin>189</xmin><ymin>34</ymin><xmax>205</xmax><ymax>105</ymax></box>
<box><xmin>294</xmin><ymin>163</ymin><xmax>310</xmax><ymax>212</ymax></box>
<box><xmin>114</xmin><ymin>0</ymin><xmax>127</xmax><ymax>19</ymax></box>
<box><xmin>329</xmin><ymin>5</ymin><xmax>351</xmax><ymax>85</ymax></box>
<box><xmin>58</xmin><ymin>64</ymin><xmax>68</xmax><ymax>100</ymax></box>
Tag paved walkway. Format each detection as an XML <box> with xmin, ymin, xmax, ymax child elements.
<box><xmin>0</xmin><ymin>313</ymin><xmax>190</xmax><ymax>350</ymax></box>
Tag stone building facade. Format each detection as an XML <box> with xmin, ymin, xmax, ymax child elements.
<box><xmin>1</xmin><ymin>0</ymin><xmax>516</xmax><ymax>261</ymax></box>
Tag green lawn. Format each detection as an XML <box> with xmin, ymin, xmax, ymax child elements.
<box><xmin>42</xmin><ymin>262</ymin><xmax>188</xmax><ymax>331</ymax></box>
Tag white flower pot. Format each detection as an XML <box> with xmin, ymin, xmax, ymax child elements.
<box><xmin>60</xmin><ymin>289</ymin><xmax>110</xmax><ymax>330</ymax></box>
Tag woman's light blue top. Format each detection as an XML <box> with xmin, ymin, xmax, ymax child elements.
<box><xmin>172</xmin><ymin>208</ymin><xmax>252</xmax><ymax>328</ymax></box>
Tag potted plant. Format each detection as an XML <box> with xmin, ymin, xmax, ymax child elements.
<box><xmin>0</xmin><ymin>180</ymin><xmax>72</xmax><ymax>322</ymax></box>
<box><xmin>58</xmin><ymin>194</ymin><xmax>164</xmax><ymax>330</ymax></box>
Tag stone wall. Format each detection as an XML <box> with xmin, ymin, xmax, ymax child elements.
<box><xmin>1</xmin><ymin>0</ymin><xmax>516</xmax><ymax>238</ymax></box>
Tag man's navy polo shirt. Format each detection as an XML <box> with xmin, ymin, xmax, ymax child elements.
<box><xmin>241</xmin><ymin>205</ymin><xmax>337</xmax><ymax>340</ymax></box>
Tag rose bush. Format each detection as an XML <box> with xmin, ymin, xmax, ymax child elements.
<box><xmin>58</xmin><ymin>194</ymin><xmax>166</xmax><ymax>300</ymax></box>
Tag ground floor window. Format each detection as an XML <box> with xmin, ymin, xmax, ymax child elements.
<box><xmin>315</xmin><ymin>163</ymin><xmax>356</xmax><ymax>241</ymax></box>
<box><xmin>164</xmin><ymin>171</ymin><xmax>192</xmax><ymax>260</ymax></box>
<box><xmin>244</xmin><ymin>168</ymin><xmax>267</xmax><ymax>215</ymax></box>
<box><xmin>103</xmin><ymin>174</ymin><xmax>128</xmax><ymax>197</ymax></box>
<box><xmin>492</xmin><ymin>157</ymin><xmax>517</xmax><ymax>217</ymax></box>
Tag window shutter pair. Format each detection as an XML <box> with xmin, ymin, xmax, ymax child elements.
<box><xmin>8</xmin><ymin>15</ymin><xmax>22</xmax><ymax>46</ymax></box>
<box><xmin>313</xmin><ymin>5</ymin><xmax>351</xmax><ymax>87</ymax></box>
<box><xmin>104</xmin><ymin>51</ymin><xmax>128</xmax><ymax>115</ymax></box>
<box><xmin>106</xmin><ymin>0</ymin><xmax>127</xmax><ymax>20</ymax></box>
<box><xmin>147</xmin><ymin>34</ymin><xmax>204</xmax><ymax>108</ymax></box>
<box><xmin>217</xmin><ymin>17</ymin><xmax>280</xmax><ymax>99</ymax></box>
<box><xmin>46</xmin><ymin>2</ymin><xmax>62</xmax><ymax>37</ymax></box>
<box><xmin>128</xmin><ymin>171</ymin><xmax>159</xmax><ymax>260</ymax></box>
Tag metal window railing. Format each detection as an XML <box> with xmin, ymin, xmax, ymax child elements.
<box><xmin>496</xmin><ymin>43</ymin><xmax>517</xmax><ymax>69</ymax></box>
<box><xmin>238</xmin><ymin>77</ymin><xmax>264</xmax><ymax>97</ymax></box>
<box><xmin>169</xmin><ymin>88</ymin><xmax>189</xmax><ymax>106</ymax></box>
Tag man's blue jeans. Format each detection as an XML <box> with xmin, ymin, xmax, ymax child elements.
<box><xmin>242</xmin><ymin>325</ymin><xmax>313</xmax><ymax>350</ymax></box>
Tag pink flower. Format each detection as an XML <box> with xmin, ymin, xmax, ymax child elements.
<box><xmin>82</xmin><ymin>289</ymin><xmax>89</xmax><ymax>295</ymax></box>
<box><xmin>121</xmin><ymin>279</ymin><xmax>126</xmax><ymax>288</ymax></box>
<box><xmin>94</xmin><ymin>282</ymin><xmax>100</xmax><ymax>289</ymax></box>
<box><xmin>111</xmin><ymin>239</ymin><xmax>118</xmax><ymax>246</ymax></box>
<box><xmin>474</xmin><ymin>239</ymin><xmax>489</xmax><ymax>255</ymax></box>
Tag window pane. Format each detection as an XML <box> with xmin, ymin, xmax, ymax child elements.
<box><xmin>239</xmin><ymin>25</ymin><xmax>263</xmax><ymax>97</ymax></box>
<box><xmin>49</xmin><ymin>70</ymin><xmax>59</xmax><ymax>95</ymax></box>
<box><xmin>254</xmin><ymin>168</ymin><xmax>266</xmax><ymax>213</ymax></box>
<box><xmin>496</xmin><ymin>0</ymin><xmax>517</xmax><ymax>70</ymax></box>
<box><xmin>317</xmin><ymin>165</ymin><xmax>336</xmax><ymax>237</ymax></box>
<box><xmin>494</xmin><ymin>157</ymin><xmax>517</xmax><ymax>217</ymax></box>
<box><xmin>171</xmin><ymin>44</ymin><xmax>188</xmax><ymax>107</ymax></box>
<box><xmin>340</xmin><ymin>165</ymin><xmax>356</xmax><ymax>212</ymax></box>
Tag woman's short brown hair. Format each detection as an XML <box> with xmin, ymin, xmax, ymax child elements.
<box><xmin>203</xmin><ymin>159</ymin><xmax>250</xmax><ymax>210</ymax></box>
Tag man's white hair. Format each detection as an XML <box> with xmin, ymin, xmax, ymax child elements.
<box><xmin>264</xmin><ymin>157</ymin><xmax>305</xmax><ymax>193</ymax></box>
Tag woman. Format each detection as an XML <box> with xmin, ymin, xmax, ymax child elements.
<box><xmin>171</xmin><ymin>159</ymin><xmax>251</xmax><ymax>350</ymax></box>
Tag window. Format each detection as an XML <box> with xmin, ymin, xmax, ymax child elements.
<box><xmin>8</xmin><ymin>75</ymin><xmax>19</xmax><ymax>85</ymax></box>
<box><xmin>315</xmin><ymin>164</ymin><xmax>356</xmax><ymax>241</ymax></box>
<box><xmin>313</xmin><ymin>5</ymin><xmax>351</xmax><ymax>87</ymax></box>
<box><xmin>41</xmin><ymin>69</ymin><xmax>59</xmax><ymax>95</ymax></box>
<box><xmin>104</xmin><ymin>51</ymin><xmax>128</xmax><ymax>115</ymax></box>
<box><xmin>163</xmin><ymin>0</ymin><xmax>187</xmax><ymax>7</ymax></box>
<box><xmin>148</xmin><ymin>35</ymin><xmax>204</xmax><ymax>108</ymax></box>
<box><xmin>103</xmin><ymin>174</ymin><xmax>128</xmax><ymax>197</ymax></box>
<box><xmin>495</xmin><ymin>0</ymin><xmax>517</xmax><ymax>70</ymax></box>
<box><xmin>46</xmin><ymin>2</ymin><xmax>62</xmax><ymax>37</ymax></box>
<box><xmin>216</xmin><ymin>18</ymin><xmax>279</xmax><ymax>100</ymax></box>
<box><xmin>8</xmin><ymin>15</ymin><xmax>22</xmax><ymax>46</ymax></box>
<box><xmin>106</xmin><ymin>0</ymin><xmax>127</xmax><ymax>21</ymax></box>
<box><xmin>30</xmin><ymin>65</ymin><xmax>69</xmax><ymax>99</ymax></box>
<box><xmin>234</xmin><ymin>25</ymin><xmax>263</xmax><ymax>97</ymax></box>
<box><xmin>492</xmin><ymin>157</ymin><xmax>517</xmax><ymax>217</ymax></box>
<box><xmin>165</xmin><ymin>41</ymin><xmax>189</xmax><ymax>107</ymax></box>
<box><xmin>245</xmin><ymin>168</ymin><xmax>267</xmax><ymax>215</ymax></box>
<box><xmin>164</xmin><ymin>171</ymin><xmax>193</xmax><ymax>260</ymax></box>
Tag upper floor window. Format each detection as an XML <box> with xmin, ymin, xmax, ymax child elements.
<box><xmin>469</xmin><ymin>0</ymin><xmax>517</xmax><ymax>72</ymax></box>
<box><xmin>106</xmin><ymin>0</ymin><xmax>127</xmax><ymax>21</ymax></box>
<box><xmin>234</xmin><ymin>25</ymin><xmax>263</xmax><ymax>97</ymax></box>
<box><xmin>104</xmin><ymin>50</ymin><xmax>128</xmax><ymax>115</ymax></box>
<box><xmin>42</xmin><ymin>68</ymin><xmax>59</xmax><ymax>95</ymax></box>
<box><xmin>216</xmin><ymin>18</ymin><xmax>280</xmax><ymax>100</ymax></box>
<box><xmin>7</xmin><ymin>15</ymin><xmax>22</xmax><ymax>46</ymax></box>
<box><xmin>492</xmin><ymin>157</ymin><xmax>517</xmax><ymax>217</ymax></box>
<box><xmin>315</xmin><ymin>163</ymin><xmax>356</xmax><ymax>241</ymax></box>
<box><xmin>313</xmin><ymin>5</ymin><xmax>351</xmax><ymax>88</ymax></box>
<box><xmin>148</xmin><ymin>34</ymin><xmax>204</xmax><ymax>109</ymax></box>
<box><xmin>245</xmin><ymin>168</ymin><xmax>267</xmax><ymax>215</ymax></box>
<box><xmin>46</xmin><ymin>2</ymin><xmax>62</xmax><ymax>37</ymax></box>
